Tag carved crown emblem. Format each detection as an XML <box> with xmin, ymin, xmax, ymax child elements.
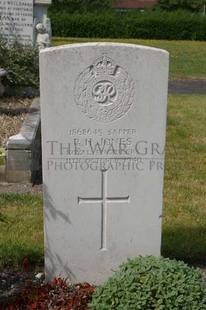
<box><xmin>74</xmin><ymin>53</ymin><xmax>134</xmax><ymax>123</ymax></box>
<box><xmin>93</xmin><ymin>54</ymin><xmax>115</xmax><ymax>76</ymax></box>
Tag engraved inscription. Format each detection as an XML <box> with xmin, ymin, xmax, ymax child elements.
<box><xmin>74</xmin><ymin>54</ymin><xmax>135</xmax><ymax>123</ymax></box>
<box><xmin>78</xmin><ymin>170</ymin><xmax>130</xmax><ymax>250</ymax></box>
<box><xmin>0</xmin><ymin>0</ymin><xmax>33</xmax><ymax>44</ymax></box>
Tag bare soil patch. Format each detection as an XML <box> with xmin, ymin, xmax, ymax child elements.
<box><xmin>0</xmin><ymin>97</ymin><xmax>32</xmax><ymax>148</ymax></box>
<box><xmin>0</xmin><ymin>182</ymin><xmax>42</xmax><ymax>194</ymax></box>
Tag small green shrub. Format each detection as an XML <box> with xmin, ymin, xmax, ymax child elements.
<box><xmin>89</xmin><ymin>256</ymin><xmax>206</xmax><ymax>309</ymax></box>
<box><xmin>51</xmin><ymin>0</ymin><xmax>114</xmax><ymax>12</ymax></box>
<box><xmin>49</xmin><ymin>7</ymin><xmax>206</xmax><ymax>40</ymax></box>
<box><xmin>0</xmin><ymin>37</ymin><xmax>39</xmax><ymax>88</ymax></box>
<box><xmin>154</xmin><ymin>0</ymin><xmax>205</xmax><ymax>12</ymax></box>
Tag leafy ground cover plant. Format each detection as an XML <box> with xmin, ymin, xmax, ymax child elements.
<box><xmin>89</xmin><ymin>256</ymin><xmax>206</xmax><ymax>309</ymax></box>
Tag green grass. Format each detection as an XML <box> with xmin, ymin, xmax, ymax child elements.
<box><xmin>53</xmin><ymin>37</ymin><xmax>206</xmax><ymax>79</ymax></box>
<box><xmin>163</xmin><ymin>94</ymin><xmax>206</xmax><ymax>265</ymax></box>
<box><xmin>0</xmin><ymin>95</ymin><xmax>206</xmax><ymax>267</ymax></box>
<box><xmin>0</xmin><ymin>193</ymin><xmax>43</xmax><ymax>266</ymax></box>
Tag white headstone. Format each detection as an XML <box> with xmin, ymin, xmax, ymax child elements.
<box><xmin>0</xmin><ymin>0</ymin><xmax>51</xmax><ymax>46</ymax></box>
<box><xmin>40</xmin><ymin>43</ymin><xmax>169</xmax><ymax>285</ymax></box>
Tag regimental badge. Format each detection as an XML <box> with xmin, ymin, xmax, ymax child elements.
<box><xmin>74</xmin><ymin>54</ymin><xmax>135</xmax><ymax>123</ymax></box>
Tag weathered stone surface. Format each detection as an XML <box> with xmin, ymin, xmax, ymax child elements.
<box><xmin>0</xmin><ymin>0</ymin><xmax>34</xmax><ymax>44</ymax></box>
<box><xmin>6</xmin><ymin>98</ymin><xmax>41</xmax><ymax>183</ymax></box>
<box><xmin>0</xmin><ymin>151</ymin><xmax>6</xmax><ymax>182</ymax></box>
<box><xmin>6</xmin><ymin>149</ymin><xmax>32</xmax><ymax>183</ymax></box>
<box><xmin>0</xmin><ymin>0</ymin><xmax>51</xmax><ymax>45</ymax></box>
<box><xmin>40</xmin><ymin>43</ymin><xmax>169</xmax><ymax>285</ymax></box>
<box><xmin>0</xmin><ymin>69</ymin><xmax>7</xmax><ymax>95</ymax></box>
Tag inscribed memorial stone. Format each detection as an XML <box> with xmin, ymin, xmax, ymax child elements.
<box><xmin>0</xmin><ymin>0</ymin><xmax>52</xmax><ymax>46</ymax></box>
<box><xmin>0</xmin><ymin>0</ymin><xmax>34</xmax><ymax>44</ymax></box>
<box><xmin>40</xmin><ymin>43</ymin><xmax>169</xmax><ymax>285</ymax></box>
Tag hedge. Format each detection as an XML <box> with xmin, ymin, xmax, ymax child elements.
<box><xmin>48</xmin><ymin>9</ymin><xmax>206</xmax><ymax>40</ymax></box>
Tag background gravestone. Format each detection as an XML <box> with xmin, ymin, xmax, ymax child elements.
<box><xmin>1</xmin><ymin>0</ymin><xmax>52</xmax><ymax>183</ymax></box>
<box><xmin>0</xmin><ymin>0</ymin><xmax>33</xmax><ymax>44</ymax></box>
<box><xmin>0</xmin><ymin>0</ymin><xmax>51</xmax><ymax>45</ymax></box>
<box><xmin>40</xmin><ymin>43</ymin><xmax>169</xmax><ymax>285</ymax></box>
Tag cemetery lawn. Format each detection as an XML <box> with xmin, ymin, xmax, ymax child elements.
<box><xmin>53</xmin><ymin>37</ymin><xmax>206</xmax><ymax>80</ymax></box>
<box><xmin>0</xmin><ymin>193</ymin><xmax>43</xmax><ymax>266</ymax></box>
<box><xmin>163</xmin><ymin>94</ymin><xmax>206</xmax><ymax>266</ymax></box>
<box><xmin>0</xmin><ymin>94</ymin><xmax>205</xmax><ymax>268</ymax></box>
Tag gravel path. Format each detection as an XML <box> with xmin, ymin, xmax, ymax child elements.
<box><xmin>169</xmin><ymin>79</ymin><xmax>206</xmax><ymax>94</ymax></box>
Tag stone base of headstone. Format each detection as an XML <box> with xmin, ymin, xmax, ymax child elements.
<box><xmin>0</xmin><ymin>152</ymin><xmax>6</xmax><ymax>182</ymax></box>
<box><xmin>0</xmin><ymin>69</ymin><xmax>7</xmax><ymax>95</ymax></box>
<box><xmin>6</xmin><ymin>150</ymin><xmax>32</xmax><ymax>183</ymax></box>
<box><xmin>6</xmin><ymin>98</ymin><xmax>41</xmax><ymax>184</ymax></box>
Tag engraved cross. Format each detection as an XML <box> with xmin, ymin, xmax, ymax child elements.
<box><xmin>78</xmin><ymin>170</ymin><xmax>130</xmax><ymax>250</ymax></box>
